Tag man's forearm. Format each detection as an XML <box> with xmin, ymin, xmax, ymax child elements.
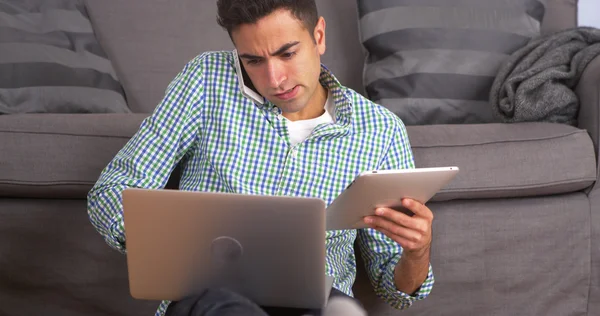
<box><xmin>393</xmin><ymin>248</ymin><xmax>430</xmax><ymax>295</ymax></box>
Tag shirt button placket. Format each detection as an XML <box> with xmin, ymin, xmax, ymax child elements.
<box><xmin>285</xmin><ymin>146</ymin><xmax>299</xmax><ymax>195</ymax></box>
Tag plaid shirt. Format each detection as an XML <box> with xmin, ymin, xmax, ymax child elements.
<box><xmin>87</xmin><ymin>51</ymin><xmax>434</xmax><ymax>315</ymax></box>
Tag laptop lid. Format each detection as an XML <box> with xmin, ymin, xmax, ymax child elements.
<box><xmin>122</xmin><ymin>188</ymin><xmax>328</xmax><ymax>309</ymax></box>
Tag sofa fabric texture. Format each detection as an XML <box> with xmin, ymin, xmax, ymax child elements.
<box><xmin>0</xmin><ymin>199</ymin><xmax>159</xmax><ymax>316</ymax></box>
<box><xmin>355</xmin><ymin>193</ymin><xmax>591</xmax><ymax>316</ymax></box>
<box><xmin>0</xmin><ymin>113</ymin><xmax>147</xmax><ymax>198</ymax></box>
<box><xmin>0</xmin><ymin>0</ymin><xmax>129</xmax><ymax>114</ymax></box>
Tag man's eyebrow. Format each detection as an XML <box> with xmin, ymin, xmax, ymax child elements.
<box><xmin>238</xmin><ymin>41</ymin><xmax>300</xmax><ymax>60</ymax></box>
<box><xmin>271</xmin><ymin>41</ymin><xmax>300</xmax><ymax>56</ymax></box>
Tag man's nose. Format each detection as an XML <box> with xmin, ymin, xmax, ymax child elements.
<box><xmin>266</xmin><ymin>62</ymin><xmax>286</xmax><ymax>89</ymax></box>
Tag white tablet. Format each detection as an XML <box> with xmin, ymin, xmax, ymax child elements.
<box><xmin>325</xmin><ymin>166</ymin><xmax>459</xmax><ymax>231</ymax></box>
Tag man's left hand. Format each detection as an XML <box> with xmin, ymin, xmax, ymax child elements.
<box><xmin>363</xmin><ymin>198</ymin><xmax>433</xmax><ymax>257</ymax></box>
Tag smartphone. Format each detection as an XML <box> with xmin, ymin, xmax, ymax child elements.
<box><xmin>232</xmin><ymin>49</ymin><xmax>265</xmax><ymax>105</ymax></box>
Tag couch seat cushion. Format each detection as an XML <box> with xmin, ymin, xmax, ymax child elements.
<box><xmin>408</xmin><ymin>122</ymin><xmax>597</xmax><ymax>200</ymax></box>
<box><xmin>0</xmin><ymin>113</ymin><xmax>148</xmax><ymax>198</ymax></box>
<box><xmin>2</xmin><ymin>116</ymin><xmax>595</xmax><ymax>201</ymax></box>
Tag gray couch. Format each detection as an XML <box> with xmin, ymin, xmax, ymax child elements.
<box><xmin>1</xmin><ymin>0</ymin><xmax>598</xmax><ymax>315</ymax></box>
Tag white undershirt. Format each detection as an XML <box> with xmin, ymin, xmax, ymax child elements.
<box><xmin>285</xmin><ymin>91</ymin><xmax>335</xmax><ymax>146</ymax></box>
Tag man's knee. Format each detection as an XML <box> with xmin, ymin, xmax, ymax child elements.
<box><xmin>165</xmin><ymin>288</ymin><xmax>268</xmax><ymax>316</ymax></box>
<box><xmin>322</xmin><ymin>296</ymin><xmax>367</xmax><ymax>316</ymax></box>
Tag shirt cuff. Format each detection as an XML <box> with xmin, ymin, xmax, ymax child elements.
<box><xmin>107</xmin><ymin>213</ymin><xmax>127</xmax><ymax>254</ymax></box>
<box><xmin>379</xmin><ymin>255</ymin><xmax>435</xmax><ymax>310</ymax></box>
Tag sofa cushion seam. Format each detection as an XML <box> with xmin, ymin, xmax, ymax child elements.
<box><xmin>0</xmin><ymin>130</ymin><xmax>134</xmax><ymax>139</ymax></box>
<box><xmin>412</xmin><ymin>130</ymin><xmax>588</xmax><ymax>148</ymax></box>
<box><xmin>442</xmin><ymin>177</ymin><xmax>597</xmax><ymax>192</ymax></box>
<box><xmin>0</xmin><ymin>180</ymin><xmax>95</xmax><ymax>186</ymax></box>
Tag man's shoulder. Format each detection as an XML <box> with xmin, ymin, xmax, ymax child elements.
<box><xmin>183</xmin><ymin>50</ymin><xmax>235</xmax><ymax>76</ymax></box>
<box><xmin>196</xmin><ymin>50</ymin><xmax>233</xmax><ymax>63</ymax></box>
<box><xmin>342</xmin><ymin>86</ymin><xmax>405</xmax><ymax>130</ymax></box>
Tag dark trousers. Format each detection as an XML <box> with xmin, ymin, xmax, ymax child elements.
<box><xmin>165</xmin><ymin>287</ymin><xmax>360</xmax><ymax>316</ymax></box>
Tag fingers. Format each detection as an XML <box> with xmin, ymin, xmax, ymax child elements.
<box><xmin>369</xmin><ymin>225</ymin><xmax>421</xmax><ymax>251</ymax></box>
<box><xmin>364</xmin><ymin>199</ymin><xmax>434</xmax><ymax>254</ymax></box>
<box><xmin>371</xmin><ymin>207</ymin><xmax>429</xmax><ymax>233</ymax></box>
<box><xmin>364</xmin><ymin>216</ymin><xmax>423</xmax><ymax>243</ymax></box>
<box><xmin>401</xmin><ymin>199</ymin><xmax>433</xmax><ymax>220</ymax></box>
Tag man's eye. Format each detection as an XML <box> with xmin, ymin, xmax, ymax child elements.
<box><xmin>282</xmin><ymin>52</ymin><xmax>296</xmax><ymax>59</ymax></box>
<box><xmin>247</xmin><ymin>59</ymin><xmax>261</xmax><ymax>65</ymax></box>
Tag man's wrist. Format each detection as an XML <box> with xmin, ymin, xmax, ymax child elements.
<box><xmin>393</xmin><ymin>246</ymin><xmax>431</xmax><ymax>295</ymax></box>
<box><xmin>403</xmin><ymin>245</ymin><xmax>431</xmax><ymax>261</ymax></box>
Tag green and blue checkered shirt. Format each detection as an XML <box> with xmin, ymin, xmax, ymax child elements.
<box><xmin>87</xmin><ymin>51</ymin><xmax>434</xmax><ymax>315</ymax></box>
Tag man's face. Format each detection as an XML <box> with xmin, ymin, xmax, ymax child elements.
<box><xmin>231</xmin><ymin>9</ymin><xmax>326</xmax><ymax>115</ymax></box>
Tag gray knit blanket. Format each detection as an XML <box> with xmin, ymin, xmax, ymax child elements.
<box><xmin>490</xmin><ymin>27</ymin><xmax>600</xmax><ymax>126</ymax></box>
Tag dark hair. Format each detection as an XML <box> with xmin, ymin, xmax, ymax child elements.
<box><xmin>217</xmin><ymin>0</ymin><xmax>319</xmax><ymax>40</ymax></box>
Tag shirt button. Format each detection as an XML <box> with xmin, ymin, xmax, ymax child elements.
<box><xmin>277</xmin><ymin>114</ymin><xmax>283</xmax><ymax>121</ymax></box>
<box><xmin>291</xmin><ymin>148</ymin><xmax>297</xmax><ymax>158</ymax></box>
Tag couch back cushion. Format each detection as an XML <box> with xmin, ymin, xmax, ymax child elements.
<box><xmin>541</xmin><ymin>0</ymin><xmax>578</xmax><ymax>36</ymax></box>
<box><xmin>84</xmin><ymin>0</ymin><xmax>365</xmax><ymax>113</ymax></box>
<box><xmin>358</xmin><ymin>0</ymin><xmax>577</xmax><ymax>126</ymax></box>
<box><xmin>0</xmin><ymin>0</ymin><xmax>129</xmax><ymax>114</ymax></box>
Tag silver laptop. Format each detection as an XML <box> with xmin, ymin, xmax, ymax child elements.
<box><xmin>122</xmin><ymin>188</ymin><xmax>334</xmax><ymax>309</ymax></box>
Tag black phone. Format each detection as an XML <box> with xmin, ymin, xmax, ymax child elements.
<box><xmin>239</xmin><ymin>58</ymin><xmax>258</xmax><ymax>94</ymax></box>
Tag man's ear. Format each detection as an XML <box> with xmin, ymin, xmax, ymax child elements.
<box><xmin>313</xmin><ymin>16</ymin><xmax>326</xmax><ymax>55</ymax></box>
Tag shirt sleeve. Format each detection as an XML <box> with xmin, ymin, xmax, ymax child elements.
<box><xmin>356</xmin><ymin>116</ymin><xmax>434</xmax><ymax>309</ymax></box>
<box><xmin>87</xmin><ymin>57</ymin><xmax>205</xmax><ymax>253</ymax></box>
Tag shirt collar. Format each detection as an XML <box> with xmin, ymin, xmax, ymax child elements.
<box><xmin>319</xmin><ymin>64</ymin><xmax>353</xmax><ymax>128</ymax></box>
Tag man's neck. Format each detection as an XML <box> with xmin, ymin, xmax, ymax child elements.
<box><xmin>283</xmin><ymin>84</ymin><xmax>328</xmax><ymax>122</ymax></box>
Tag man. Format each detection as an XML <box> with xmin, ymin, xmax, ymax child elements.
<box><xmin>87</xmin><ymin>0</ymin><xmax>435</xmax><ymax>315</ymax></box>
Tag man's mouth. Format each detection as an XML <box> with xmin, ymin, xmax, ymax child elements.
<box><xmin>274</xmin><ymin>85</ymin><xmax>299</xmax><ymax>101</ymax></box>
